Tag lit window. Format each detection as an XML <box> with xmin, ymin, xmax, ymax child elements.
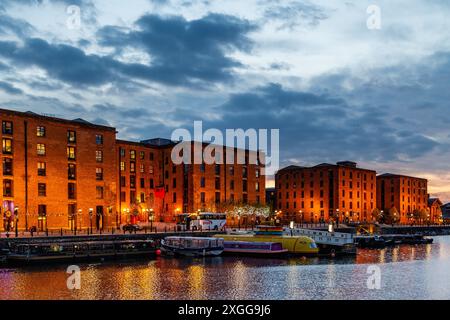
<box><xmin>68</xmin><ymin>164</ymin><xmax>76</xmax><ymax>180</ymax></box>
<box><xmin>130</xmin><ymin>162</ymin><xmax>136</xmax><ymax>173</ymax></box>
<box><xmin>2</xmin><ymin>139</ymin><xmax>12</xmax><ymax>154</ymax></box>
<box><xmin>120</xmin><ymin>161</ymin><xmax>125</xmax><ymax>171</ymax></box>
<box><xmin>67</xmin><ymin>146</ymin><xmax>76</xmax><ymax>160</ymax></box>
<box><xmin>149</xmin><ymin>165</ymin><xmax>154</xmax><ymax>174</ymax></box>
<box><xmin>140</xmin><ymin>151</ymin><xmax>145</xmax><ymax>160</ymax></box>
<box><xmin>96</xmin><ymin>168</ymin><xmax>103</xmax><ymax>181</ymax></box>
<box><xmin>37</xmin><ymin>143</ymin><xmax>46</xmax><ymax>156</ymax></box>
<box><xmin>67</xmin><ymin>130</ymin><xmax>76</xmax><ymax>143</ymax></box>
<box><xmin>2</xmin><ymin>158</ymin><xmax>12</xmax><ymax>176</ymax></box>
<box><xmin>130</xmin><ymin>150</ymin><xmax>136</xmax><ymax>160</ymax></box>
<box><xmin>38</xmin><ymin>162</ymin><xmax>46</xmax><ymax>176</ymax></box>
<box><xmin>140</xmin><ymin>163</ymin><xmax>145</xmax><ymax>173</ymax></box>
<box><xmin>36</xmin><ymin>126</ymin><xmax>46</xmax><ymax>137</ymax></box>
<box><xmin>96</xmin><ymin>150</ymin><xmax>103</xmax><ymax>163</ymax></box>
<box><xmin>3</xmin><ymin>179</ymin><xmax>13</xmax><ymax>197</ymax></box>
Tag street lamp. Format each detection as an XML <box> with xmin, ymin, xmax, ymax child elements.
<box><xmin>89</xmin><ymin>208</ymin><xmax>93</xmax><ymax>234</ymax></box>
<box><xmin>14</xmin><ymin>207</ymin><xmax>18</xmax><ymax>238</ymax></box>
<box><xmin>149</xmin><ymin>208</ymin><xmax>155</xmax><ymax>231</ymax></box>
<box><xmin>299</xmin><ymin>210</ymin><xmax>303</xmax><ymax>226</ymax></box>
<box><xmin>238</xmin><ymin>210</ymin><xmax>242</xmax><ymax>229</ymax></box>
<box><xmin>336</xmin><ymin>209</ymin><xmax>340</xmax><ymax>226</ymax></box>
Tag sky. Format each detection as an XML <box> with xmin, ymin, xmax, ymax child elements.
<box><xmin>0</xmin><ymin>0</ymin><xmax>450</xmax><ymax>201</ymax></box>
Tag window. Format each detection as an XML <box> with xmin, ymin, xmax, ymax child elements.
<box><xmin>172</xmin><ymin>165</ymin><xmax>177</xmax><ymax>174</ymax></box>
<box><xmin>173</xmin><ymin>178</ymin><xmax>176</xmax><ymax>188</ymax></box>
<box><xmin>68</xmin><ymin>183</ymin><xmax>76</xmax><ymax>200</ymax></box>
<box><xmin>2</xmin><ymin>158</ymin><xmax>12</xmax><ymax>176</ymax></box>
<box><xmin>255</xmin><ymin>182</ymin><xmax>260</xmax><ymax>192</ymax></box>
<box><xmin>67</xmin><ymin>130</ymin><xmax>76</xmax><ymax>143</ymax></box>
<box><xmin>130</xmin><ymin>191</ymin><xmax>136</xmax><ymax>204</ymax></box>
<box><xmin>173</xmin><ymin>192</ymin><xmax>177</xmax><ymax>203</ymax></box>
<box><xmin>130</xmin><ymin>175</ymin><xmax>136</xmax><ymax>188</ymax></box>
<box><xmin>256</xmin><ymin>169</ymin><xmax>260</xmax><ymax>178</ymax></box>
<box><xmin>96</xmin><ymin>150</ymin><xmax>103</xmax><ymax>163</ymax></box>
<box><xmin>38</xmin><ymin>183</ymin><xmax>46</xmax><ymax>197</ymax></box>
<box><xmin>2</xmin><ymin>121</ymin><xmax>13</xmax><ymax>135</ymax></box>
<box><xmin>140</xmin><ymin>192</ymin><xmax>145</xmax><ymax>203</ymax></box>
<box><xmin>200</xmin><ymin>163</ymin><xmax>205</xmax><ymax>173</ymax></box>
<box><xmin>215</xmin><ymin>177</ymin><xmax>220</xmax><ymax>190</ymax></box>
<box><xmin>130</xmin><ymin>150</ymin><xmax>136</xmax><ymax>160</ymax></box>
<box><xmin>38</xmin><ymin>205</ymin><xmax>47</xmax><ymax>218</ymax></box>
<box><xmin>120</xmin><ymin>176</ymin><xmax>126</xmax><ymax>187</ymax></box>
<box><xmin>95</xmin><ymin>134</ymin><xmax>103</xmax><ymax>145</ymax></box>
<box><xmin>140</xmin><ymin>163</ymin><xmax>145</xmax><ymax>173</ymax></box>
<box><xmin>37</xmin><ymin>143</ymin><xmax>46</xmax><ymax>156</ymax></box>
<box><xmin>120</xmin><ymin>148</ymin><xmax>125</xmax><ymax>157</ymax></box>
<box><xmin>149</xmin><ymin>165</ymin><xmax>154</xmax><ymax>174</ymax></box>
<box><xmin>96</xmin><ymin>186</ymin><xmax>104</xmax><ymax>199</ymax></box>
<box><xmin>3</xmin><ymin>179</ymin><xmax>13</xmax><ymax>197</ymax></box>
<box><xmin>200</xmin><ymin>177</ymin><xmax>206</xmax><ymax>188</ymax></box>
<box><xmin>120</xmin><ymin>161</ymin><xmax>125</xmax><ymax>171</ymax></box>
<box><xmin>230</xmin><ymin>180</ymin><xmax>234</xmax><ymax>190</ymax></box>
<box><xmin>215</xmin><ymin>165</ymin><xmax>220</xmax><ymax>175</ymax></box>
<box><xmin>68</xmin><ymin>164</ymin><xmax>76</xmax><ymax>180</ymax></box>
<box><xmin>140</xmin><ymin>178</ymin><xmax>145</xmax><ymax>188</ymax></box>
<box><xmin>150</xmin><ymin>179</ymin><xmax>154</xmax><ymax>189</ymax></box>
<box><xmin>67</xmin><ymin>146</ymin><xmax>75</xmax><ymax>160</ymax></box>
<box><xmin>120</xmin><ymin>192</ymin><xmax>126</xmax><ymax>202</ymax></box>
<box><xmin>150</xmin><ymin>152</ymin><xmax>154</xmax><ymax>161</ymax></box>
<box><xmin>96</xmin><ymin>168</ymin><xmax>103</xmax><ymax>181</ymax></box>
<box><xmin>2</xmin><ymin>139</ymin><xmax>12</xmax><ymax>154</ymax></box>
<box><xmin>130</xmin><ymin>161</ymin><xmax>136</xmax><ymax>173</ymax></box>
<box><xmin>140</xmin><ymin>151</ymin><xmax>145</xmax><ymax>160</ymax></box>
<box><xmin>229</xmin><ymin>166</ymin><xmax>234</xmax><ymax>176</ymax></box>
<box><xmin>243</xmin><ymin>167</ymin><xmax>248</xmax><ymax>179</ymax></box>
<box><xmin>243</xmin><ymin>180</ymin><xmax>248</xmax><ymax>192</ymax></box>
<box><xmin>201</xmin><ymin>192</ymin><xmax>206</xmax><ymax>204</ymax></box>
<box><xmin>36</xmin><ymin>126</ymin><xmax>46</xmax><ymax>137</ymax></box>
<box><xmin>38</xmin><ymin>162</ymin><xmax>46</xmax><ymax>176</ymax></box>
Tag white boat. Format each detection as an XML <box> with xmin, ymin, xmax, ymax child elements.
<box><xmin>161</xmin><ymin>237</ymin><xmax>224</xmax><ymax>257</ymax></box>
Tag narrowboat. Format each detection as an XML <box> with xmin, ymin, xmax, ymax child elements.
<box><xmin>160</xmin><ymin>237</ymin><xmax>224</xmax><ymax>257</ymax></box>
<box><xmin>223</xmin><ymin>241</ymin><xmax>288</xmax><ymax>257</ymax></box>
<box><xmin>6</xmin><ymin>240</ymin><xmax>157</xmax><ymax>264</ymax></box>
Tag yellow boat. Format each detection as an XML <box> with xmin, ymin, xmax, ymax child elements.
<box><xmin>216</xmin><ymin>228</ymin><xmax>319</xmax><ymax>255</ymax></box>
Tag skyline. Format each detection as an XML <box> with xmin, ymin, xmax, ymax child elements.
<box><xmin>1</xmin><ymin>1</ymin><xmax>450</xmax><ymax>201</ymax></box>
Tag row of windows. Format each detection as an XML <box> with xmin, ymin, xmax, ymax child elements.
<box><xmin>279</xmin><ymin>170</ymin><xmax>374</xmax><ymax>181</ymax></box>
<box><xmin>119</xmin><ymin>148</ymin><xmax>155</xmax><ymax>161</ymax></box>
<box><xmin>120</xmin><ymin>176</ymin><xmax>155</xmax><ymax>189</ymax></box>
<box><xmin>1</xmin><ymin>121</ymin><xmax>104</xmax><ymax>145</ymax></box>
<box><xmin>2</xmin><ymin>180</ymin><xmax>104</xmax><ymax>199</ymax></box>
<box><xmin>280</xmin><ymin>201</ymin><xmax>374</xmax><ymax>210</ymax></box>
<box><xmin>280</xmin><ymin>190</ymin><xmax>373</xmax><ymax>200</ymax></box>
<box><xmin>279</xmin><ymin>180</ymin><xmax>374</xmax><ymax>190</ymax></box>
<box><xmin>120</xmin><ymin>161</ymin><xmax>154</xmax><ymax>174</ymax></box>
<box><xmin>2</xmin><ymin>159</ymin><xmax>104</xmax><ymax>180</ymax></box>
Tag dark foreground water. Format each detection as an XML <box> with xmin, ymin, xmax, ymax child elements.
<box><xmin>1</xmin><ymin>236</ymin><xmax>450</xmax><ymax>300</ymax></box>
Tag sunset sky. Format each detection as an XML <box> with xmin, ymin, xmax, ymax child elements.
<box><xmin>1</xmin><ymin>0</ymin><xmax>450</xmax><ymax>201</ymax></box>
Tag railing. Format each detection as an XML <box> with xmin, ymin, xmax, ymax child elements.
<box><xmin>284</xmin><ymin>227</ymin><xmax>354</xmax><ymax>246</ymax></box>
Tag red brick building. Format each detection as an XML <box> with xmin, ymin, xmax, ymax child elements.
<box><xmin>117</xmin><ymin>139</ymin><xmax>266</xmax><ymax>223</ymax></box>
<box><xmin>275</xmin><ymin>161</ymin><xmax>377</xmax><ymax>223</ymax></box>
<box><xmin>0</xmin><ymin>108</ymin><xmax>117</xmax><ymax>232</ymax></box>
<box><xmin>377</xmin><ymin>173</ymin><xmax>428</xmax><ymax>224</ymax></box>
<box><xmin>428</xmin><ymin>198</ymin><xmax>443</xmax><ymax>223</ymax></box>
<box><xmin>0</xmin><ymin>108</ymin><xmax>266</xmax><ymax>231</ymax></box>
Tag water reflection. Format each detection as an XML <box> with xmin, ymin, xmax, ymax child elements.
<box><xmin>1</xmin><ymin>237</ymin><xmax>450</xmax><ymax>300</ymax></box>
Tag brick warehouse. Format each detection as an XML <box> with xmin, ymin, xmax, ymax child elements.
<box><xmin>0</xmin><ymin>108</ymin><xmax>266</xmax><ymax>231</ymax></box>
<box><xmin>117</xmin><ymin>140</ymin><xmax>266</xmax><ymax>224</ymax></box>
<box><xmin>275</xmin><ymin>162</ymin><xmax>377</xmax><ymax>223</ymax></box>
<box><xmin>377</xmin><ymin>173</ymin><xmax>429</xmax><ymax>224</ymax></box>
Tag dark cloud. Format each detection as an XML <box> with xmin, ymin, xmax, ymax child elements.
<box><xmin>0</xmin><ymin>81</ymin><xmax>22</xmax><ymax>95</ymax></box>
<box><xmin>0</xmin><ymin>14</ymin><xmax>34</xmax><ymax>38</ymax></box>
<box><xmin>98</xmin><ymin>13</ymin><xmax>256</xmax><ymax>86</ymax></box>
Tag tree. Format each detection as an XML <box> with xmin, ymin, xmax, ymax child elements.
<box><xmin>413</xmin><ymin>208</ymin><xmax>429</xmax><ymax>224</ymax></box>
<box><xmin>371</xmin><ymin>208</ymin><xmax>381</xmax><ymax>222</ymax></box>
<box><xmin>379</xmin><ymin>207</ymin><xmax>400</xmax><ymax>224</ymax></box>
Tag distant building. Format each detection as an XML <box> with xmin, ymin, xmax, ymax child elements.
<box><xmin>275</xmin><ymin>161</ymin><xmax>377</xmax><ymax>223</ymax></box>
<box><xmin>442</xmin><ymin>203</ymin><xmax>450</xmax><ymax>221</ymax></box>
<box><xmin>265</xmin><ymin>187</ymin><xmax>276</xmax><ymax>212</ymax></box>
<box><xmin>377</xmin><ymin>173</ymin><xmax>428</xmax><ymax>224</ymax></box>
<box><xmin>428</xmin><ymin>197</ymin><xmax>443</xmax><ymax>223</ymax></box>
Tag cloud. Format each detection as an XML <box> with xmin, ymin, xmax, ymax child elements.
<box><xmin>98</xmin><ymin>13</ymin><xmax>256</xmax><ymax>86</ymax></box>
<box><xmin>0</xmin><ymin>14</ymin><xmax>34</xmax><ymax>38</ymax></box>
<box><xmin>0</xmin><ymin>81</ymin><xmax>22</xmax><ymax>94</ymax></box>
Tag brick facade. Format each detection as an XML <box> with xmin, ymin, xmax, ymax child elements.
<box><xmin>275</xmin><ymin>162</ymin><xmax>377</xmax><ymax>223</ymax></box>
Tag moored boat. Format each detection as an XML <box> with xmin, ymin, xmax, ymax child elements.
<box><xmin>223</xmin><ymin>241</ymin><xmax>288</xmax><ymax>257</ymax></box>
<box><xmin>6</xmin><ymin>240</ymin><xmax>157</xmax><ymax>264</ymax></box>
<box><xmin>161</xmin><ymin>237</ymin><xmax>224</xmax><ymax>257</ymax></box>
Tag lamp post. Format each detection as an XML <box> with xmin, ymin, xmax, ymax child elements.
<box><xmin>149</xmin><ymin>208</ymin><xmax>154</xmax><ymax>231</ymax></box>
<box><xmin>14</xmin><ymin>207</ymin><xmax>18</xmax><ymax>238</ymax></box>
<box><xmin>238</xmin><ymin>210</ymin><xmax>242</xmax><ymax>229</ymax></box>
<box><xmin>336</xmin><ymin>209</ymin><xmax>340</xmax><ymax>227</ymax></box>
<box><xmin>89</xmin><ymin>208</ymin><xmax>93</xmax><ymax>234</ymax></box>
<box><xmin>299</xmin><ymin>210</ymin><xmax>303</xmax><ymax>227</ymax></box>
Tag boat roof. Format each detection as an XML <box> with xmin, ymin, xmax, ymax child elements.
<box><xmin>165</xmin><ymin>237</ymin><xmax>222</xmax><ymax>240</ymax></box>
